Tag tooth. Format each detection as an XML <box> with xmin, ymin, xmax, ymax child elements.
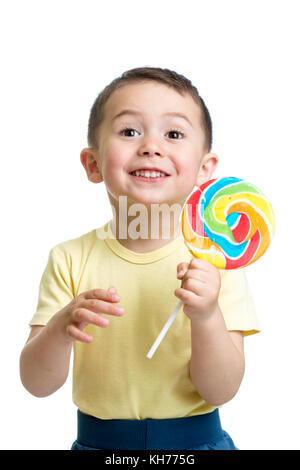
<box><xmin>132</xmin><ymin>170</ymin><xmax>168</xmax><ymax>177</ymax></box>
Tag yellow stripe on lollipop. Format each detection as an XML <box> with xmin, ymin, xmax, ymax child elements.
<box><xmin>213</xmin><ymin>192</ymin><xmax>275</xmax><ymax>234</ymax></box>
<box><xmin>181</xmin><ymin>205</ymin><xmax>226</xmax><ymax>268</ymax></box>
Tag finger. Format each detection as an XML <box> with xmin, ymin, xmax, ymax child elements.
<box><xmin>84</xmin><ymin>288</ymin><xmax>120</xmax><ymax>303</ymax></box>
<box><xmin>181</xmin><ymin>268</ymin><xmax>209</xmax><ymax>282</ymax></box>
<box><xmin>181</xmin><ymin>278</ymin><xmax>205</xmax><ymax>296</ymax></box>
<box><xmin>177</xmin><ymin>262</ymin><xmax>189</xmax><ymax>279</ymax></box>
<box><xmin>107</xmin><ymin>286</ymin><xmax>117</xmax><ymax>294</ymax></box>
<box><xmin>79</xmin><ymin>298</ymin><xmax>124</xmax><ymax>317</ymax></box>
<box><xmin>73</xmin><ymin>307</ymin><xmax>110</xmax><ymax>327</ymax></box>
<box><xmin>66</xmin><ymin>324</ymin><xmax>94</xmax><ymax>343</ymax></box>
<box><xmin>174</xmin><ymin>286</ymin><xmax>200</xmax><ymax>306</ymax></box>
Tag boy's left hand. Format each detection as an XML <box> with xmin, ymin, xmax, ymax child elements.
<box><xmin>175</xmin><ymin>258</ymin><xmax>221</xmax><ymax>321</ymax></box>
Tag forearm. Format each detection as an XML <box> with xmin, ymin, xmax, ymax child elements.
<box><xmin>190</xmin><ymin>306</ymin><xmax>245</xmax><ymax>406</ymax></box>
<box><xmin>19</xmin><ymin>319</ymin><xmax>73</xmax><ymax>398</ymax></box>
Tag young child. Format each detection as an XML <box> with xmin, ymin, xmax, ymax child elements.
<box><xmin>20</xmin><ymin>67</ymin><xmax>259</xmax><ymax>450</ymax></box>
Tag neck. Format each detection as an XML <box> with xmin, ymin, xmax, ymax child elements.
<box><xmin>109</xmin><ymin>199</ymin><xmax>182</xmax><ymax>253</ymax></box>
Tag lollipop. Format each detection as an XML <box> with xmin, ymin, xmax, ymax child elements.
<box><xmin>146</xmin><ymin>177</ymin><xmax>274</xmax><ymax>359</ymax></box>
<box><xmin>181</xmin><ymin>177</ymin><xmax>275</xmax><ymax>269</ymax></box>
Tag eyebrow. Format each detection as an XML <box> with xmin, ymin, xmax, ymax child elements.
<box><xmin>112</xmin><ymin>109</ymin><xmax>193</xmax><ymax>127</ymax></box>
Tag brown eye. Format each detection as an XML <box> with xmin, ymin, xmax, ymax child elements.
<box><xmin>166</xmin><ymin>130</ymin><xmax>184</xmax><ymax>139</ymax></box>
<box><xmin>120</xmin><ymin>128</ymin><xmax>139</xmax><ymax>137</ymax></box>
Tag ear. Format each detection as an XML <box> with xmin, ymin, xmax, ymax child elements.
<box><xmin>80</xmin><ymin>148</ymin><xmax>103</xmax><ymax>184</ymax></box>
<box><xmin>196</xmin><ymin>152</ymin><xmax>219</xmax><ymax>187</ymax></box>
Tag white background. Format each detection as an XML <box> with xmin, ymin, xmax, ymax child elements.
<box><xmin>0</xmin><ymin>0</ymin><xmax>299</xmax><ymax>450</ymax></box>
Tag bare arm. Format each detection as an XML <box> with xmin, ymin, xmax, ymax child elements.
<box><xmin>19</xmin><ymin>323</ymin><xmax>73</xmax><ymax>397</ymax></box>
<box><xmin>175</xmin><ymin>259</ymin><xmax>245</xmax><ymax>406</ymax></box>
<box><xmin>19</xmin><ymin>287</ymin><xmax>124</xmax><ymax>397</ymax></box>
<box><xmin>190</xmin><ymin>311</ymin><xmax>245</xmax><ymax>405</ymax></box>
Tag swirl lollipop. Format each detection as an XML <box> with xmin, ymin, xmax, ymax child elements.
<box><xmin>146</xmin><ymin>177</ymin><xmax>274</xmax><ymax>358</ymax></box>
<box><xmin>181</xmin><ymin>177</ymin><xmax>275</xmax><ymax>269</ymax></box>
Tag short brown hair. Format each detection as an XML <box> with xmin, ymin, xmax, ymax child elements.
<box><xmin>87</xmin><ymin>66</ymin><xmax>213</xmax><ymax>152</ymax></box>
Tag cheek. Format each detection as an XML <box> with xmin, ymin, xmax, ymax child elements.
<box><xmin>174</xmin><ymin>152</ymin><xmax>203</xmax><ymax>194</ymax></box>
<box><xmin>183</xmin><ymin>164</ymin><xmax>199</xmax><ymax>178</ymax></box>
<box><xmin>102</xmin><ymin>143</ymin><xmax>126</xmax><ymax>178</ymax></box>
<box><xmin>178</xmin><ymin>155</ymin><xmax>200</xmax><ymax>180</ymax></box>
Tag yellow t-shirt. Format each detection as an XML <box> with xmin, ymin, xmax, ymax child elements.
<box><xmin>29</xmin><ymin>221</ymin><xmax>260</xmax><ymax>420</ymax></box>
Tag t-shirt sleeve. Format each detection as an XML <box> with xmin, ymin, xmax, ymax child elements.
<box><xmin>29</xmin><ymin>246</ymin><xmax>75</xmax><ymax>326</ymax></box>
<box><xmin>218</xmin><ymin>269</ymin><xmax>260</xmax><ymax>336</ymax></box>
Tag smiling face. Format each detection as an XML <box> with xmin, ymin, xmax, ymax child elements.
<box><xmin>81</xmin><ymin>81</ymin><xmax>218</xmax><ymax>209</ymax></box>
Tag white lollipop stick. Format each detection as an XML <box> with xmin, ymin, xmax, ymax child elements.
<box><xmin>146</xmin><ymin>300</ymin><xmax>183</xmax><ymax>359</ymax></box>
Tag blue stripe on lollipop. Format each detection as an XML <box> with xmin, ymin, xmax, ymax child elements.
<box><xmin>200</xmin><ymin>177</ymin><xmax>249</xmax><ymax>259</ymax></box>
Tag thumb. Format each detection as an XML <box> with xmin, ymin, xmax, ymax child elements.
<box><xmin>108</xmin><ymin>286</ymin><xmax>117</xmax><ymax>293</ymax></box>
<box><xmin>177</xmin><ymin>262</ymin><xmax>189</xmax><ymax>279</ymax></box>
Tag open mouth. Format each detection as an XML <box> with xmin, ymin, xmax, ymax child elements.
<box><xmin>129</xmin><ymin>169</ymin><xmax>170</xmax><ymax>181</ymax></box>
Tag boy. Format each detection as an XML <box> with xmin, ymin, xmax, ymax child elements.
<box><xmin>20</xmin><ymin>67</ymin><xmax>259</xmax><ymax>450</ymax></box>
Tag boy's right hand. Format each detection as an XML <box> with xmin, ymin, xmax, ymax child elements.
<box><xmin>48</xmin><ymin>286</ymin><xmax>124</xmax><ymax>344</ymax></box>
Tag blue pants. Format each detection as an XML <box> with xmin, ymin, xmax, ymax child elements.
<box><xmin>71</xmin><ymin>409</ymin><xmax>236</xmax><ymax>450</ymax></box>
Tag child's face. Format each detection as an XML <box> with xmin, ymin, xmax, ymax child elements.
<box><xmin>81</xmin><ymin>81</ymin><xmax>218</xmax><ymax>208</ymax></box>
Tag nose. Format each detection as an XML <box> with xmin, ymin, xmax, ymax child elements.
<box><xmin>137</xmin><ymin>137</ymin><xmax>164</xmax><ymax>157</ymax></box>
